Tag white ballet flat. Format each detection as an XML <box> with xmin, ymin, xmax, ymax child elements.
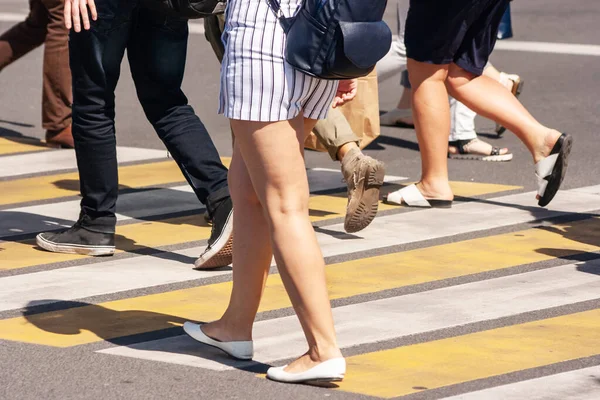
<box><xmin>266</xmin><ymin>357</ymin><xmax>346</xmax><ymax>384</ymax></box>
<box><xmin>183</xmin><ymin>322</ymin><xmax>254</xmax><ymax>360</ymax></box>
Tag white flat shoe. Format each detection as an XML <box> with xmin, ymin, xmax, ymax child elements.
<box><xmin>266</xmin><ymin>358</ymin><xmax>346</xmax><ymax>384</ymax></box>
<box><xmin>183</xmin><ymin>322</ymin><xmax>253</xmax><ymax>360</ymax></box>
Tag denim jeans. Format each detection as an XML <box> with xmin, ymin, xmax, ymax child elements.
<box><xmin>69</xmin><ymin>1</ymin><xmax>229</xmax><ymax>233</ymax></box>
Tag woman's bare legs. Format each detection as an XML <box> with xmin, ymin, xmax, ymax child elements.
<box><xmin>202</xmin><ymin>114</ymin><xmax>341</xmax><ymax>372</ymax></box>
<box><xmin>202</xmin><ymin>139</ymin><xmax>273</xmax><ymax>341</ymax></box>
<box><xmin>407</xmin><ymin>58</ymin><xmax>453</xmax><ymax>201</ymax></box>
<box><xmin>446</xmin><ymin>63</ymin><xmax>561</xmax><ymax>163</ymax></box>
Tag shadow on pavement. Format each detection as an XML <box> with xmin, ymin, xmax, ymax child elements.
<box><xmin>533</xmin><ymin>217</ymin><xmax>600</xmax><ymax>275</ymax></box>
<box><xmin>364</xmin><ymin>133</ymin><xmax>420</xmax><ymax>152</ymax></box>
<box><xmin>22</xmin><ymin>300</ymin><xmax>271</xmax><ymax>374</ymax></box>
<box><xmin>0</xmin><ymin>119</ymin><xmax>35</xmax><ymax>128</ymax></box>
<box><xmin>0</xmin><ymin>126</ymin><xmax>47</xmax><ymax>148</ymax></box>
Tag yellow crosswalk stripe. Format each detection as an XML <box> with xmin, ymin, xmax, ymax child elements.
<box><xmin>335</xmin><ymin>308</ymin><xmax>600</xmax><ymax>398</ymax></box>
<box><xmin>0</xmin><ymin>215</ymin><xmax>211</xmax><ymax>270</ymax></box>
<box><xmin>0</xmin><ymin>137</ymin><xmax>50</xmax><ymax>156</ymax></box>
<box><xmin>0</xmin><ymin>191</ymin><xmax>396</xmax><ymax>271</ymax></box>
<box><xmin>0</xmin><ymin>192</ymin><xmax>379</xmax><ymax>270</ymax></box>
<box><xmin>0</xmin><ymin>217</ymin><xmax>596</xmax><ymax>347</ymax></box>
<box><xmin>0</xmin><ymin>181</ymin><xmax>519</xmax><ymax>271</ymax></box>
<box><xmin>0</xmin><ymin>158</ymin><xmax>230</xmax><ymax>207</ymax></box>
<box><xmin>0</xmin><ymin>155</ymin><xmax>517</xmax><ymax>208</ymax></box>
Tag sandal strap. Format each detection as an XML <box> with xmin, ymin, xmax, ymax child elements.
<box><xmin>491</xmin><ymin>147</ymin><xmax>500</xmax><ymax>156</ymax></box>
<box><xmin>449</xmin><ymin>139</ymin><xmax>476</xmax><ymax>155</ymax></box>
<box><xmin>535</xmin><ymin>153</ymin><xmax>559</xmax><ymax>196</ymax></box>
<box><xmin>386</xmin><ymin>184</ymin><xmax>431</xmax><ymax>207</ymax></box>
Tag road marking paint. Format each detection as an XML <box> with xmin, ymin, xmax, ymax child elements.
<box><xmin>495</xmin><ymin>40</ymin><xmax>600</xmax><ymax>57</ymax></box>
<box><xmin>445</xmin><ymin>366</ymin><xmax>600</xmax><ymax>400</ymax></box>
<box><xmin>0</xmin><ymin>181</ymin><xmax>518</xmax><ymax>271</ymax></box>
<box><xmin>0</xmin><ymin>158</ymin><xmax>228</xmax><ymax>207</ymax></box>
<box><xmin>0</xmin><ymin>216</ymin><xmax>597</xmax><ymax>346</ymax></box>
<box><xmin>335</xmin><ymin>309</ymin><xmax>600</xmax><ymax>398</ymax></box>
<box><xmin>1</xmin><ymin>183</ymin><xmax>596</xmax><ymax>310</ymax></box>
<box><xmin>0</xmin><ymin>146</ymin><xmax>168</xmax><ymax>178</ymax></box>
<box><xmin>0</xmin><ymin>137</ymin><xmax>49</xmax><ymax>156</ymax></box>
<box><xmin>0</xmin><ymin>169</ymin><xmax>406</xmax><ymax>238</ymax></box>
<box><xmin>98</xmin><ymin>261</ymin><xmax>600</xmax><ymax>371</ymax></box>
<box><xmin>0</xmin><ymin>215</ymin><xmax>212</xmax><ymax>270</ymax></box>
<box><xmin>391</xmin><ymin>35</ymin><xmax>600</xmax><ymax>57</ymax></box>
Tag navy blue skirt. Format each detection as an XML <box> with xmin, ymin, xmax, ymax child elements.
<box><xmin>405</xmin><ymin>0</ymin><xmax>510</xmax><ymax>75</ymax></box>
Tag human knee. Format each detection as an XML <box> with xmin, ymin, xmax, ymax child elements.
<box><xmin>445</xmin><ymin>65</ymin><xmax>476</xmax><ymax>96</ymax></box>
<box><xmin>263</xmin><ymin>190</ymin><xmax>309</xmax><ymax>225</ymax></box>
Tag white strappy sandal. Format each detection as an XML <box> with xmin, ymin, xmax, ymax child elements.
<box><xmin>383</xmin><ymin>184</ymin><xmax>452</xmax><ymax>208</ymax></box>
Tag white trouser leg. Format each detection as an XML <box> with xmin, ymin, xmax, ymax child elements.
<box><xmin>449</xmin><ymin>97</ymin><xmax>478</xmax><ymax>142</ymax></box>
<box><xmin>376</xmin><ymin>0</ymin><xmax>409</xmax><ymax>82</ymax></box>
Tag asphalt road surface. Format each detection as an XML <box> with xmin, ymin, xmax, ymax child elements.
<box><xmin>1</xmin><ymin>1</ymin><xmax>600</xmax><ymax>399</ymax></box>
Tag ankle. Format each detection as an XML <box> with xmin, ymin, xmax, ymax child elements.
<box><xmin>307</xmin><ymin>344</ymin><xmax>343</xmax><ymax>363</ymax></box>
<box><xmin>206</xmin><ymin>317</ymin><xmax>253</xmax><ymax>341</ymax></box>
<box><xmin>337</xmin><ymin>142</ymin><xmax>360</xmax><ymax>161</ymax></box>
<box><xmin>533</xmin><ymin>129</ymin><xmax>562</xmax><ymax>163</ymax></box>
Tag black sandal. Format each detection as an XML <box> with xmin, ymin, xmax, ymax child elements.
<box><xmin>536</xmin><ymin>133</ymin><xmax>573</xmax><ymax>207</ymax></box>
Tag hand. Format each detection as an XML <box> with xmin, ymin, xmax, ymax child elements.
<box><xmin>64</xmin><ymin>0</ymin><xmax>98</xmax><ymax>32</ymax></box>
<box><xmin>332</xmin><ymin>79</ymin><xmax>358</xmax><ymax>108</ymax></box>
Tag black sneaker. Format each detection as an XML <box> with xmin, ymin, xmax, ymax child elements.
<box><xmin>194</xmin><ymin>197</ymin><xmax>233</xmax><ymax>269</ymax></box>
<box><xmin>36</xmin><ymin>222</ymin><xmax>115</xmax><ymax>256</ymax></box>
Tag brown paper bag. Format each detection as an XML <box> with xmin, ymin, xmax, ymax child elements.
<box><xmin>304</xmin><ymin>69</ymin><xmax>380</xmax><ymax>152</ymax></box>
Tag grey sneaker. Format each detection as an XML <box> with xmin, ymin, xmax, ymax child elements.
<box><xmin>341</xmin><ymin>148</ymin><xmax>385</xmax><ymax>233</ymax></box>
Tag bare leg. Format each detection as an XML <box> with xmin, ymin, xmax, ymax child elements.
<box><xmin>202</xmin><ymin>140</ymin><xmax>273</xmax><ymax>340</ymax></box>
<box><xmin>407</xmin><ymin>58</ymin><xmax>453</xmax><ymax>200</ymax></box>
<box><xmin>446</xmin><ymin>63</ymin><xmax>561</xmax><ymax>163</ymax></box>
<box><xmin>203</xmin><ymin>114</ymin><xmax>341</xmax><ymax>372</ymax></box>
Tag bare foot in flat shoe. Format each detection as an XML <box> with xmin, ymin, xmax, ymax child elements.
<box><xmin>201</xmin><ymin>319</ymin><xmax>252</xmax><ymax>342</ymax></box>
<box><xmin>283</xmin><ymin>348</ymin><xmax>344</xmax><ymax>374</ymax></box>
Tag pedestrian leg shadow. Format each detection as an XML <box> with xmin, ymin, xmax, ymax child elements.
<box><xmin>22</xmin><ymin>300</ymin><xmax>270</xmax><ymax>374</ymax></box>
<box><xmin>0</xmin><ymin>126</ymin><xmax>47</xmax><ymax>148</ymax></box>
<box><xmin>1</xmin><ymin>180</ymin><xmax>211</xmax><ymax>265</ymax></box>
<box><xmin>533</xmin><ymin>217</ymin><xmax>600</xmax><ymax>275</ymax></box>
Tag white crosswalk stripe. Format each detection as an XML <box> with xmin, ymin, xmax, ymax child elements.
<box><xmin>444</xmin><ymin>366</ymin><xmax>600</xmax><ymax>400</ymax></box>
<box><xmin>0</xmin><ymin>147</ymin><xmax>167</xmax><ymax>179</ymax></box>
